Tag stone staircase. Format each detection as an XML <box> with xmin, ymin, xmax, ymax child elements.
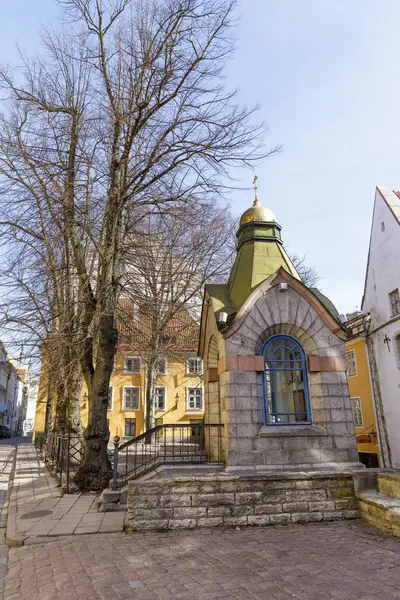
<box><xmin>357</xmin><ymin>471</ymin><xmax>400</xmax><ymax>537</ymax></box>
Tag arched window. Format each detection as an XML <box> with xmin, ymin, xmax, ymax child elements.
<box><xmin>262</xmin><ymin>335</ymin><xmax>311</xmax><ymax>425</ymax></box>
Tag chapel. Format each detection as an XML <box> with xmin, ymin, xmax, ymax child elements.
<box><xmin>199</xmin><ymin>181</ymin><xmax>360</xmax><ymax>472</ymax></box>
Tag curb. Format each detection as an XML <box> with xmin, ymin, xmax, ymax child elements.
<box><xmin>5</xmin><ymin>448</ymin><xmax>25</xmax><ymax>548</ymax></box>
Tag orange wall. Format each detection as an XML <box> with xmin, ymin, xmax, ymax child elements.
<box><xmin>345</xmin><ymin>336</ymin><xmax>379</xmax><ymax>461</ymax></box>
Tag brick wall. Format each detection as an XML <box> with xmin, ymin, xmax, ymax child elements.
<box><xmin>127</xmin><ymin>473</ymin><xmax>359</xmax><ymax>531</ymax></box>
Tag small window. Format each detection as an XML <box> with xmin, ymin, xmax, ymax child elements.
<box><xmin>186</xmin><ymin>387</ymin><xmax>204</xmax><ymax>411</ymax></box>
<box><xmin>124</xmin><ymin>356</ymin><xmax>141</xmax><ymax>373</ymax></box>
<box><xmin>133</xmin><ymin>302</ymin><xmax>140</xmax><ymax>328</ymax></box>
<box><xmin>155</xmin><ymin>386</ymin><xmax>166</xmax><ymax>411</ymax></box>
<box><xmin>381</xmin><ymin>222</ymin><xmax>385</xmax><ymax>232</ymax></box>
<box><xmin>107</xmin><ymin>387</ymin><xmax>113</xmax><ymax>411</ymax></box>
<box><xmin>123</xmin><ymin>386</ymin><xmax>140</xmax><ymax>410</ymax></box>
<box><xmin>158</xmin><ymin>359</ymin><xmax>167</xmax><ymax>375</ymax></box>
<box><xmin>346</xmin><ymin>349</ymin><xmax>357</xmax><ymax>377</ymax></box>
<box><xmin>186</xmin><ymin>358</ymin><xmax>203</xmax><ymax>375</ymax></box>
<box><xmin>124</xmin><ymin>418</ymin><xmax>136</xmax><ymax>437</ymax></box>
<box><xmin>389</xmin><ymin>289</ymin><xmax>400</xmax><ymax>317</ymax></box>
<box><xmin>351</xmin><ymin>397</ymin><xmax>363</xmax><ymax>427</ymax></box>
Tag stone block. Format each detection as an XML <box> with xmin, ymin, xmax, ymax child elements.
<box><xmin>292</xmin><ymin>512</ymin><xmax>323</xmax><ymax>523</ymax></box>
<box><xmin>231</xmin><ymin>505</ymin><xmax>254</xmax><ymax>517</ymax></box>
<box><xmin>168</xmin><ymin>519</ymin><xmax>197</xmax><ymax>529</ymax></box>
<box><xmin>173</xmin><ymin>507</ymin><xmax>206</xmax><ymax>518</ymax></box>
<box><xmin>282</xmin><ymin>502</ymin><xmax>309</xmax><ymax>512</ymax></box>
<box><xmin>207</xmin><ymin>506</ymin><xmax>231</xmax><ymax>517</ymax></box>
<box><xmin>197</xmin><ymin>517</ymin><xmax>223</xmax><ymax>527</ymax></box>
<box><xmin>247</xmin><ymin>515</ymin><xmax>270</xmax><ymax>526</ymax></box>
<box><xmin>269</xmin><ymin>513</ymin><xmax>291</xmax><ymax>525</ymax></box>
<box><xmin>133</xmin><ymin>508</ymin><xmax>174</xmax><ymax>519</ymax></box>
<box><xmin>285</xmin><ymin>490</ymin><xmax>327</xmax><ymax>502</ymax></box>
<box><xmin>224</xmin><ymin>516</ymin><xmax>248</xmax><ymax>527</ymax></box>
<box><xmin>192</xmin><ymin>493</ymin><xmax>235</xmax><ymax>507</ymax></box>
<box><xmin>159</xmin><ymin>495</ymin><xmax>192</xmax><ymax>508</ymax></box>
<box><xmin>130</xmin><ymin>519</ymin><xmax>168</xmax><ymax>531</ymax></box>
<box><xmin>308</xmin><ymin>501</ymin><xmax>335</xmax><ymax>512</ymax></box>
<box><xmin>235</xmin><ymin>491</ymin><xmax>263</xmax><ymax>505</ymax></box>
<box><xmin>327</xmin><ymin>422</ymin><xmax>349</xmax><ymax>436</ymax></box>
<box><xmin>254</xmin><ymin>504</ymin><xmax>283</xmax><ymax>515</ymax></box>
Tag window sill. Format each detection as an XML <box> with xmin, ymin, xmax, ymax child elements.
<box><xmin>259</xmin><ymin>425</ymin><xmax>328</xmax><ymax>437</ymax></box>
<box><xmin>186</xmin><ymin>409</ymin><xmax>204</xmax><ymax>413</ymax></box>
<box><xmin>122</xmin><ymin>408</ymin><xmax>140</xmax><ymax>412</ymax></box>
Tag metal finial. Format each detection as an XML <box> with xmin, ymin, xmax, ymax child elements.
<box><xmin>253</xmin><ymin>175</ymin><xmax>259</xmax><ymax>204</ymax></box>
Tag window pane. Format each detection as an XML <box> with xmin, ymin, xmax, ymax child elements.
<box><xmin>158</xmin><ymin>359</ymin><xmax>167</xmax><ymax>375</ymax></box>
<box><xmin>264</xmin><ymin>336</ymin><xmax>310</xmax><ymax>425</ymax></box>
<box><xmin>155</xmin><ymin>387</ymin><xmax>165</xmax><ymax>410</ymax></box>
<box><xmin>107</xmin><ymin>388</ymin><xmax>113</xmax><ymax>410</ymax></box>
<box><xmin>124</xmin><ymin>387</ymin><xmax>139</xmax><ymax>410</ymax></box>
<box><xmin>125</xmin><ymin>418</ymin><xmax>136</xmax><ymax>437</ymax></box>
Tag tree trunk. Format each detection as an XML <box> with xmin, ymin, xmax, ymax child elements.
<box><xmin>74</xmin><ymin>314</ymin><xmax>115</xmax><ymax>491</ymax></box>
<box><xmin>45</xmin><ymin>385</ymin><xmax>54</xmax><ymax>434</ymax></box>
<box><xmin>67</xmin><ymin>366</ymin><xmax>82</xmax><ymax>435</ymax></box>
<box><xmin>53</xmin><ymin>381</ymin><xmax>67</xmax><ymax>433</ymax></box>
<box><xmin>145</xmin><ymin>358</ymin><xmax>158</xmax><ymax>432</ymax></box>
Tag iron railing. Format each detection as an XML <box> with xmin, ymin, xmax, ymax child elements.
<box><xmin>35</xmin><ymin>431</ymin><xmax>84</xmax><ymax>493</ymax></box>
<box><xmin>112</xmin><ymin>423</ymin><xmax>223</xmax><ymax>489</ymax></box>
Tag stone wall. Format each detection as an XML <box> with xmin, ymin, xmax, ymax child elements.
<box><xmin>127</xmin><ymin>472</ymin><xmax>359</xmax><ymax>531</ymax></box>
<box><xmin>215</xmin><ymin>281</ymin><xmax>359</xmax><ymax>470</ymax></box>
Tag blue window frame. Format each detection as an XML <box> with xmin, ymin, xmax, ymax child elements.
<box><xmin>262</xmin><ymin>335</ymin><xmax>311</xmax><ymax>425</ymax></box>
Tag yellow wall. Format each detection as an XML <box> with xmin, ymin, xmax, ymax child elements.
<box><xmin>35</xmin><ymin>351</ymin><xmax>204</xmax><ymax>439</ymax></box>
<box><xmin>33</xmin><ymin>360</ymin><xmax>49</xmax><ymax>436</ymax></box>
<box><xmin>345</xmin><ymin>336</ymin><xmax>380</xmax><ymax>462</ymax></box>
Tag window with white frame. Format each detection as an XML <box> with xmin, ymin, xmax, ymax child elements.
<box><xmin>124</xmin><ymin>418</ymin><xmax>136</xmax><ymax>437</ymax></box>
<box><xmin>123</xmin><ymin>386</ymin><xmax>140</xmax><ymax>410</ymax></box>
<box><xmin>158</xmin><ymin>358</ymin><xmax>167</xmax><ymax>375</ymax></box>
<box><xmin>133</xmin><ymin>302</ymin><xmax>140</xmax><ymax>328</ymax></box>
<box><xmin>351</xmin><ymin>397</ymin><xmax>363</xmax><ymax>427</ymax></box>
<box><xmin>124</xmin><ymin>356</ymin><xmax>141</xmax><ymax>373</ymax></box>
<box><xmin>389</xmin><ymin>289</ymin><xmax>400</xmax><ymax>317</ymax></box>
<box><xmin>107</xmin><ymin>387</ymin><xmax>113</xmax><ymax>411</ymax></box>
<box><xmin>346</xmin><ymin>349</ymin><xmax>357</xmax><ymax>377</ymax></box>
<box><xmin>186</xmin><ymin>358</ymin><xmax>203</xmax><ymax>375</ymax></box>
<box><xmin>154</xmin><ymin>386</ymin><xmax>166</xmax><ymax>411</ymax></box>
<box><xmin>186</xmin><ymin>387</ymin><xmax>203</xmax><ymax>411</ymax></box>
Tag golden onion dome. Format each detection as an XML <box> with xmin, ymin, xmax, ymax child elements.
<box><xmin>239</xmin><ymin>197</ymin><xmax>276</xmax><ymax>226</ymax></box>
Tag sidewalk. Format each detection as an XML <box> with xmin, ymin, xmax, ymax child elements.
<box><xmin>6</xmin><ymin>443</ymin><xmax>124</xmax><ymax>547</ymax></box>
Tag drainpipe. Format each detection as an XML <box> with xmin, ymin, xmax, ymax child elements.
<box><xmin>365</xmin><ymin>333</ymin><xmax>387</xmax><ymax>468</ymax></box>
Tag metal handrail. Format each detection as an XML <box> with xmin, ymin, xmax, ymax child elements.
<box><xmin>113</xmin><ymin>423</ymin><xmax>224</xmax><ymax>489</ymax></box>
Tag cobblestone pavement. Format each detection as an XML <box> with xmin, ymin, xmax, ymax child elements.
<box><xmin>4</xmin><ymin>520</ymin><xmax>400</xmax><ymax>600</ymax></box>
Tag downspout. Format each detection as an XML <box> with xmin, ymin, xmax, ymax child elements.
<box><xmin>364</xmin><ymin>335</ymin><xmax>385</xmax><ymax>467</ymax></box>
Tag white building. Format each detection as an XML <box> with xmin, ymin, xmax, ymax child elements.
<box><xmin>0</xmin><ymin>342</ymin><xmax>22</xmax><ymax>433</ymax></box>
<box><xmin>362</xmin><ymin>185</ymin><xmax>400</xmax><ymax>468</ymax></box>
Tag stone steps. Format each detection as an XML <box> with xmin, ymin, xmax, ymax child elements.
<box><xmin>357</xmin><ymin>473</ymin><xmax>400</xmax><ymax>537</ymax></box>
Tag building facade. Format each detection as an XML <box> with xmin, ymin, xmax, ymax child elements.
<box><xmin>345</xmin><ymin>312</ymin><xmax>380</xmax><ymax>467</ymax></box>
<box><xmin>199</xmin><ymin>192</ymin><xmax>360</xmax><ymax>471</ymax></box>
<box><xmin>0</xmin><ymin>342</ymin><xmax>27</xmax><ymax>435</ymax></box>
<box><xmin>361</xmin><ymin>185</ymin><xmax>400</xmax><ymax>468</ymax></box>
<box><xmin>34</xmin><ymin>313</ymin><xmax>204</xmax><ymax>441</ymax></box>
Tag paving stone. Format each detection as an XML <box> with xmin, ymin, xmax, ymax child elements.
<box><xmin>4</xmin><ymin>521</ymin><xmax>400</xmax><ymax>599</ymax></box>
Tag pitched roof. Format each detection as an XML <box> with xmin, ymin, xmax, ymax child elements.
<box><xmin>118</xmin><ymin>298</ymin><xmax>198</xmax><ymax>353</ymax></box>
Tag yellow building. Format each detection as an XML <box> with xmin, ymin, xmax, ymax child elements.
<box><xmin>34</xmin><ymin>309</ymin><xmax>204</xmax><ymax>440</ymax></box>
<box><xmin>345</xmin><ymin>312</ymin><xmax>380</xmax><ymax>467</ymax></box>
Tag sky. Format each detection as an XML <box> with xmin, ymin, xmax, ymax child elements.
<box><xmin>1</xmin><ymin>0</ymin><xmax>400</xmax><ymax>314</ymax></box>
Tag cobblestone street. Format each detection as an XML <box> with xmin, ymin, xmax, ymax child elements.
<box><xmin>4</xmin><ymin>520</ymin><xmax>400</xmax><ymax>600</ymax></box>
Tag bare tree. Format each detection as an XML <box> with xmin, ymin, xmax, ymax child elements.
<box><xmin>0</xmin><ymin>0</ymin><xmax>273</xmax><ymax>490</ymax></box>
<box><xmin>288</xmin><ymin>253</ymin><xmax>321</xmax><ymax>288</ymax></box>
<box><xmin>119</xmin><ymin>199</ymin><xmax>235</xmax><ymax>430</ymax></box>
